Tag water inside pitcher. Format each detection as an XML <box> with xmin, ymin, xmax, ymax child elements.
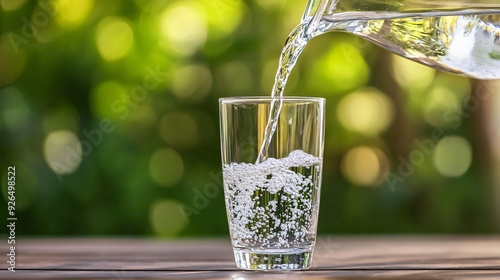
<box><xmin>302</xmin><ymin>0</ymin><xmax>500</xmax><ymax>79</ymax></box>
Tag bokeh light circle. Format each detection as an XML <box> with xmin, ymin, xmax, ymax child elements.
<box><xmin>55</xmin><ymin>0</ymin><xmax>94</xmax><ymax>28</ymax></box>
<box><xmin>43</xmin><ymin>130</ymin><xmax>83</xmax><ymax>175</ymax></box>
<box><xmin>90</xmin><ymin>81</ymin><xmax>129</xmax><ymax>120</ymax></box>
<box><xmin>149</xmin><ymin>148</ymin><xmax>184</xmax><ymax>187</ymax></box>
<box><xmin>171</xmin><ymin>64</ymin><xmax>212</xmax><ymax>102</ymax></box>
<box><xmin>1</xmin><ymin>0</ymin><xmax>27</xmax><ymax>11</ymax></box>
<box><xmin>337</xmin><ymin>88</ymin><xmax>395</xmax><ymax>136</ymax></box>
<box><xmin>96</xmin><ymin>16</ymin><xmax>134</xmax><ymax>61</ymax></box>
<box><xmin>149</xmin><ymin>199</ymin><xmax>186</xmax><ymax>237</ymax></box>
<box><xmin>159</xmin><ymin>2</ymin><xmax>207</xmax><ymax>56</ymax></box>
<box><xmin>341</xmin><ymin>146</ymin><xmax>389</xmax><ymax>187</ymax></box>
<box><xmin>433</xmin><ymin>136</ymin><xmax>472</xmax><ymax>178</ymax></box>
<box><xmin>392</xmin><ymin>55</ymin><xmax>435</xmax><ymax>90</ymax></box>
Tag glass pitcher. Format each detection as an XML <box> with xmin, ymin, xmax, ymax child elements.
<box><xmin>301</xmin><ymin>0</ymin><xmax>500</xmax><ymax>79</ymax></box>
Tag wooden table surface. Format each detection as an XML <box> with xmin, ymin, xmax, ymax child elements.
<box><xmin>2</xmin><ymin>236</ymin><xmax>500</xmax><ymax>279</ymax></box>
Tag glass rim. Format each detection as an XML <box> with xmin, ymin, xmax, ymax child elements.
<box><xmin>219</xmin><ymin>96</ymin><xmax>325</xmax><ymax>104</ymax></box>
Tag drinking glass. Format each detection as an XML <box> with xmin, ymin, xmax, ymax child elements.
<box><xmin>219</xmin><ymin>97</ymin><xmax>325</xmax><ymax>270</ymax></box>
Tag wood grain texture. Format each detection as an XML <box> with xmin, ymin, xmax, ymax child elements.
<box><xmin>1</xmin><ymin>236</ymin><xmax>500</xmax><ymax>279</ymax></box>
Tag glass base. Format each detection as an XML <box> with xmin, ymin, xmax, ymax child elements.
<box><xmin>233</xmin><ymin>248</ymin><xmax>312</xmax><ymax>270</ymax></box>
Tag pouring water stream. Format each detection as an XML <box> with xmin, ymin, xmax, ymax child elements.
<box><xmin>256</xmin><ymin>0</ymin><xmax>500</xmax><ymax>163</ymax></box>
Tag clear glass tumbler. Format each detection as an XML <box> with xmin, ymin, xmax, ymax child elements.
<box><xmin>219</xmin><ymin>97</ymin><xmax>325</xmax><ymax>270</ymax></box>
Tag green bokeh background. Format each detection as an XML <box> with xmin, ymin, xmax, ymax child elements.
<box><xmin>0</xmin><ymin>0</ymin><xmax>499</xmax><ymax>237</ymax></box>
